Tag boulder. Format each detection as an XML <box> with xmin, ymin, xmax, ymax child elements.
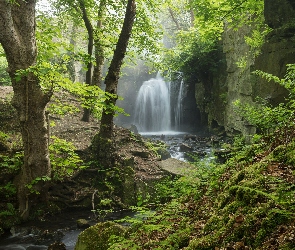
<box><xmin>75</xmin><ymin>221</ymin><xmax>126</xmax><ymax>250</ymax></box>
<box><xmin>158</xmin><ymin>158</ymin><xmax>196</xmax><ymax>176</ymax></box>
<box><xmin>156</xmin><ymin>147</ymin><xmax>171</xmax><ymax>160</ymax></box>
<box><xmin>131</xmin><ymin>150</ymin><xmax>150</xmax><ymax>158</ymax></box>
<box><xmin>77</xmin><ymin>219</ymin><xmax>90</xmax><ymax>229</ymax></box>
<box><xmin>179</xmin><ymin>143</ymin><xmax>193</xmax><ymax>152</ymax></box>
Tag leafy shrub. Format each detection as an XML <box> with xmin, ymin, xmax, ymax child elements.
<box><xmin>49</xmin><ymin>136</ymin><xmax>86</xmax><ymax>180</ymax></box>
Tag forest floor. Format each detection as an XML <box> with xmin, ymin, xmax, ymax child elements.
<box><xmin>2</xmin><ymin>87</ymin><xmax>295</xmax><ymax>249</ymax></box>
<box><xmin>0</xmin><ymin>86</ymin><xmax>174</xmax><ymax>217</ymax></box>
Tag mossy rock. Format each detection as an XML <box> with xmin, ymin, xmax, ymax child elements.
<box><xmin>75</xmin><ymin>221</ymin><xmax>126</xmax><ymax>250</ymax></box>
<box><xmin>156</xmin><ymin>147</ymin><xmax>171</xmax><ymax>160</ymax></box>
<box><xmin>77</xmin><ymin>219</ymin><xmax>90</xmax><ymax>229</ymax></box>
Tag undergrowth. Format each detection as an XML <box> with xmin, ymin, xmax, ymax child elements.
<box><xmin>103</xmin><ymin>64</ymin><xmax>295</xmax><ymax>249</ymax></box>
<box><xmin>105</xmin><ymin>132</ymin><xmax>295</xmax><ymax>249</ymax></box>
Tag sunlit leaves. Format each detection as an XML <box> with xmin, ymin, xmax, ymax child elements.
<box><xmin>161</xmin><ymin>0</ymin><xmax>265</xmax><ymax>75</ymax></box>
<box><xmin>49</xmin><ymin>135</ymin><xmax>86</xmax><ymax>180</ymax></box>
<box><xmin>235</xmin><ymin>64</ymin><xmax>295</xmax><ymax>136</ymax></box>
<box><xmin>0</xmin><ymin>45</ymin><xmax>10</xmax><ymax>85</ymax></box>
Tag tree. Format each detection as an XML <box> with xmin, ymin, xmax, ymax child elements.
<box><xmin>52</xmin><ymin>0</ymin><xmax>112</xmax><ymax>122</ymax></box>
<box><xmin>96</xmin><ymin>0</ymin><xmax>136</xmax><ymax>162</ymax></box>
<box><xmin>0</xmin><ymin>0</ymin><xmax>52</xmax><ymax>219</ymax></box>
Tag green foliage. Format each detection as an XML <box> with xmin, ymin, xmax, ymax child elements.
<box><xmin>26</xmin><ymin>176</ymin><xmax>51</xmax><ymax>194</ymax></box>
<box><xmin>49</xmin><ymin>136</ymin><xmax>87</xmax><ymax>180</ymax></box>
<box><xmin>0</xmin><ymin>182</ymin><xmax>17</xmax><ymax>198</ymax></box>
<box><xmin>234</xmin><ymin>99</ymin><xmax>293</xmax><ymax>135</ymax></box>
<box><xmin>93</xmin><ymin>198</ymin><xmax>114</xmax><ymax>221</ymax></box>
<box><xmin>235</xmin><ymin>64</ymin><xmax>295</xmax><ymax>148</ymax></box>
<box><xmin>0</xmin><ymin>151</ymin><xmax>23</xmax><ymax>173</ymax></box>
<box><xmin>162</xmin><ymin>0</ymin><xmax>266</xmax><ymax>78</ymax></box>
<box><xmin>47</xmin><ymin>95</ymin><xmax>80</xmax><ymax>116</ymax></box>
<box><xmin>0</xmin><ymin>203</ymin><xmax>20</xmax><ymax>229</ymax></box>
<box><xmin>144</xmin><ymin>139</ymin><xmax>168</xmax><ymax>158</ymax></box>
<box><xmin>0</xmin><ymin>45</ymin><xmax>10</xmax><ymax>86</ymax></box>
<box><xmin>105</xmin><ymin>130</ymin><xmax>295</xmax><ymax>249</ymax></box>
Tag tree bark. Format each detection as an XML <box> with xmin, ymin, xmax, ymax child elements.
<box><xmin>168</xmin><ymin>8</ymin><xmax>181</xmax><ymax>30</ymax></box>
<box><xmin>80</xmin><ymin>0</ymin><xmax>94</xmax><ymax>122</ymax></box>
<box><xmin>0</xmin><ymin>0</ymin><xmax>52</xmax><ymax>220</ymax></box>
<box><xmin>99</xmin><ymin>0</ymin><xmax>136</xmax><ymax>141</ymax></box>
<box><xmin>92</xmin><ymin>0</ymin><xmax>107</xmax><ymax>87</ymax></box>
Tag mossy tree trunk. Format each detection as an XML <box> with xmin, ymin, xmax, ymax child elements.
<box><xmin>0</xmin><ymin>0</ymin><xmax>52</xmax><ymax>220</ymax></box>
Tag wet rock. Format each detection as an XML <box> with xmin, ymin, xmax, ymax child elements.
<box><xmin>184</xmin><ymin>134</ymin><xmax>197</xmax><ymax>141</ymax></box>
<box><xmin>194</xmin><ymin>151</ymin><xmax>207</xmax><ymax>157</ymax></box>
<box><xmin>27</xmin><ymin>246</ymin><xmax>48</xmax><ymax>250</ymax></box>
<box><xmin>156</xmin><ymin>148</ymin><xmax>171</xmax><ymax>160</ymax></box>
<box><xmin>47</xmin><ymin>242</ymin><xmax>66</xmax><ymax>250</ymax></box>
<box><xmin>76</xmin><ymin>219</ymin><xmax>90</xmax><ymax>229</ymax></box>
<box><xmin>179</xmin><ymin>143</ymin><xmax>193</xmax><ymax>152</ymax></box>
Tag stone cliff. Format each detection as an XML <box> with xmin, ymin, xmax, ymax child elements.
<box><xmin>194</xmin><ymin>0</ymin><xmax>295</xmax><ymax>137</ymax></box>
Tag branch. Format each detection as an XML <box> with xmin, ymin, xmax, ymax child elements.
<box><xmin>168</xmin><ymin>7</ymin><xmax>181</xmax><ymax>30</ymax></box>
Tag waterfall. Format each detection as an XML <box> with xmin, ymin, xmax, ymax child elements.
<box><xmin>174</xmin><ymin>79</ymin><xmax>184</xmax><ymax>130</ymax></box>
<box><xmin>134</xmin><ymin>73</ymin><xmax>171</xmax><ymax>132</ymax></box>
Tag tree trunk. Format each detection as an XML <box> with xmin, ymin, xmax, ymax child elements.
<box><xmin>0</xmin><ymin>0</ymin><xmax>52</xmax><ymax>220</ymax></box>
<box><xmin>96</xmin><ymin>0</ymin><xmax>136</xmax><ymax>163</ymax></box>
<box><xmin>80</xmin><ymin>0</ymin><xmax>94</xmax><ymax>122</ymax></box>
<box><xmin>92</xmin><ymin>0</ymin><xmax>106</xmax><ymax>87</ymax></box>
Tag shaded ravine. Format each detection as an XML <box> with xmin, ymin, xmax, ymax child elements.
<box><xmin>0</xmin><ymin>131</ymin><xmax>223</xmax><ymax>249</ymax></box>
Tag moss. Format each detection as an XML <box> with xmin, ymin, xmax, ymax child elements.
<box><xmin>121</xmin><ymin>165</ymin><xmax>136</xmax><ymax>206</ymax></box>
<box><xmin>272</xmin><ymin>142</ymin><xmax>295</xmax><ymax>165</ymax></box>
<box><xmin>75</xmin><ymin>221</ymin><xmax>126</xmax><ymax>250</ymax></box>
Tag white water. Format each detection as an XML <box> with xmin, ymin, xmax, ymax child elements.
<box><xmin>174</xmin><ymin>79</ymin><xmax>184</xmax><ymax>130</ymax></box>
<box><xmin>134</xmin><ymin>73</ymin><xmax>171</xmax><ymax>132</ymax></box>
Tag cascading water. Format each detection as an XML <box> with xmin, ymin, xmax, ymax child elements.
<box><xmin>174</xmin><ymin>79</ymin><xmax>184</xmax><ymax>130</ymax></box>
<box><xmin>134</xmin><ymin>73</ymin><xmax>171</xmax><ymax>132</ymax></box>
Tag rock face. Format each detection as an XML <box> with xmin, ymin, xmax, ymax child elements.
<box><xmin>264</xmin><ymin>0</ymin><xmax>295</xmax><ymax>29</ymax></box>
<box><xmin>194</xmin><ymin>0</ymin><xmax>295</xmax><ymax>137</ymax></box>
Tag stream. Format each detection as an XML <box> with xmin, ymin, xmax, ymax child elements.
<box><xmin>0</xmin><ymin>208</ymin><xmax>135</xmax><ymax>250</ymax></box>
<box><xmin>0</xmin><ymin>131</ymin><xmax>220</xmax><ymax>249</ymax></box>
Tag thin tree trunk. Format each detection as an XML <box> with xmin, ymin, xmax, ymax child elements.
<box><xmin>168</xmin><ymin>8</ymin><xmax>181</xmax><ymax>30</ymax></box>
<box><xmin>189</xmin><ymin>0</ymin><xmax>195</xmax><ymax>27</ymax></box>
<box><xmin>92</xmin><ymin>0</ymin><xmax>106</xmax><ymax>87</ymax></box>
<box><xmin>0</xmin><ymin>0</ymin><xmax>52</xmax><ymax>220</ymax></box>
<box><xmin>80</xmin><ymin>0</ymin><xmax>94</xmax><ymax>122</ymax></box>
<box><xmin>98</xmin><ymin>0</ymin><xmax>136</xmax><ymax>141</ymax></box>
<box><xmin>68</xmin><ymin>24</ymin><xmax>78</xmax><ymax>82</ymax></box>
